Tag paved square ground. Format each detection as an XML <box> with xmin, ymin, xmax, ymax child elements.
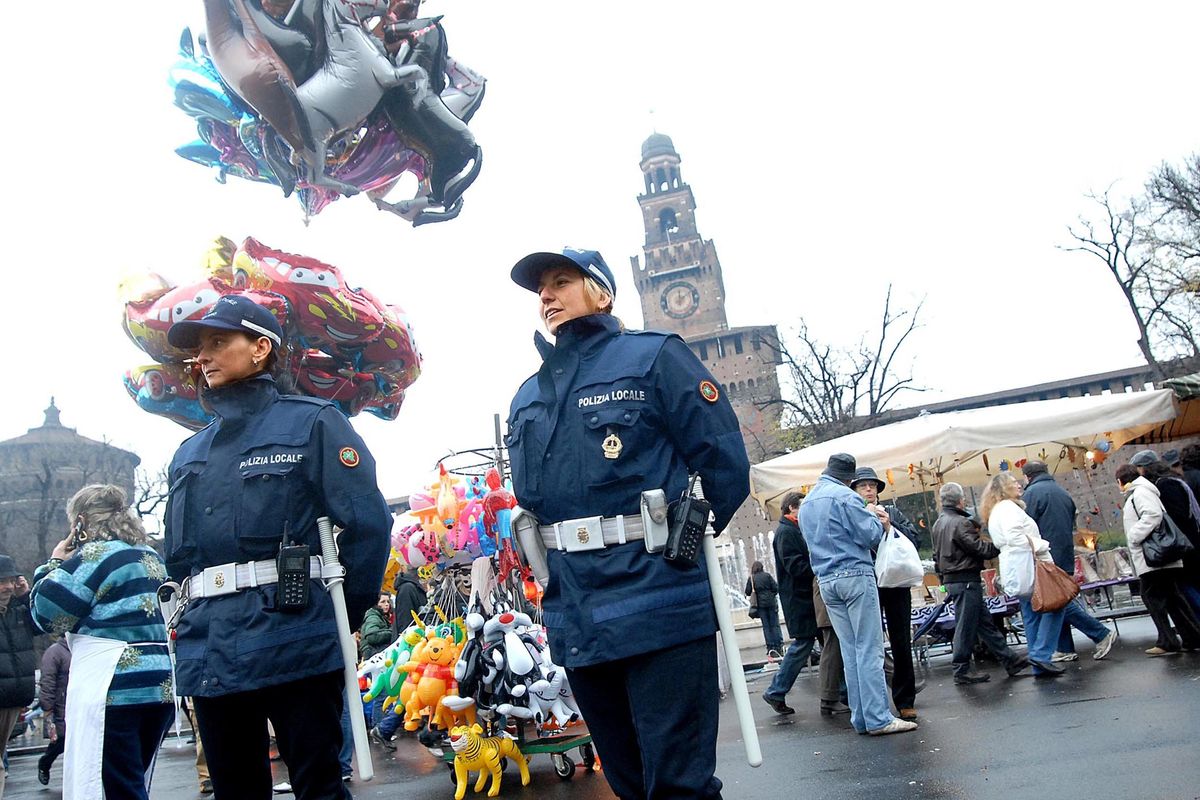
<box><xmin>6</xmin><ymin>616</ymin><xmax>1199</xmax><ymax>799</ymax></box>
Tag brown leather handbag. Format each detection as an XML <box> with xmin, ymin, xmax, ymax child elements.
<box><xmin>1027</xmin><ymin>535</ymin><xmax>1079</xmax><ymax>612</ymax></box>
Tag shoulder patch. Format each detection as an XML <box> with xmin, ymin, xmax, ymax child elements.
<box><xmin>339</xmin><ymin>447</ymin><xmax>361</xmax><ymax>468</ymax></box>
<box><xmin>699</xmin><ymin>380</ymin><xmax>720</xmax><ymax>403</ymax></box>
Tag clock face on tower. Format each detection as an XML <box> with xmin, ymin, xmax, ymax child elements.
<box><xmin>660</xmin><ymin>281</ymin><xmax>701</xmax><ymax>319</ymax></box>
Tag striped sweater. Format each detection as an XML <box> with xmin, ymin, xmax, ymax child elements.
<box><xmin>31</xmin><ymin>541</ymin><xmax>172</xmax><ymax>707</ymax></box>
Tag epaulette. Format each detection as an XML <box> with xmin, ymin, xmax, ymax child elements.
<box><xmin>278</xmin><ymin>394</ymin><xmax>334</xmax><ymax>408</ymax></box>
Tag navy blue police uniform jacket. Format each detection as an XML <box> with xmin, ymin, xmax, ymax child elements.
<box><xmin>164</xmin><ymin>374</ymin><xmax>391</xmax><ymax>697</ymax></box>
<box><xmin>506</xmin><ymin>314</ymin><xmax>751</xmax><ymax>669</ymax></box>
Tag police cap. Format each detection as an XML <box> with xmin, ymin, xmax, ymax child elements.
<box><xmin>168</xmin><ymin>294</ymin><xmax>284</xmax><ymax>350</ymax></box>
<box><xmin>510</xmin><ymin>248</ymin><xmax>616</xmax><ymax>299</ymax></box>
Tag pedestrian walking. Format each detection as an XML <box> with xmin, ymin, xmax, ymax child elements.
<box><xmin>979</xmin><ymin>473</ymin><xmax>1066</xmax><ymax>677</ymax></box>
<box><xmin>762</xmin><ymin>492</ymin><xmax>819</xmax><ymax>715</ymax></box>
<box><xmin>745</xmin><ymin>562</ymin><xmax>783</xmax><ymax>658</ymax></box>
<box><xmin>1021</xmin><ymin>461</ymin><xmax>1117</xmax><ymax>661</ymax></box>
<box><xmin>932</xmin><ymin>483</ymin><xmax>1032</xmax><ymax>683</ymax></box>
<box><xmin>36</xmin><ymin>635</ymin><xmax>70</xmax><ymax>787</ymax></box>
<box><xmin>1115</xmin><ymin>463</ymin><xmax>1200</xmax><ymax>655</ymax></box>
<box><xmin>505</xmin><ymin>247</ymin><xmax>751</xmax><ymax>798</ymax></box>
<box><xmin>164</xmin><ymin>295</ymin><xmax>392</xmax><ymax>799</ymax></box>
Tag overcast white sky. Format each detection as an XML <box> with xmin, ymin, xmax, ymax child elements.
<box><xmin>1</xmin><ymin>1</ymin><xmax>1197</xmax><ymax>504</ymax></box>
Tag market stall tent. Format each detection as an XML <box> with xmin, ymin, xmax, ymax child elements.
<box><xmin>1126</xmin><ymin>372</ymin><xmax>1200</xmax><ymax>444</ymax></box>
<box><xmin>750</xmin><ymin>389</ymin><xmax>1179</xmax><ymax>517</ymax></box>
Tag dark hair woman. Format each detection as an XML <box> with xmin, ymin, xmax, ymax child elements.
<box><xmin>505</xmin><ymin>247</ymin><xmax>751</xmax><ymax>800</ymax></box>
<box><xmin>745</xmin><ymin>561</ymin><xmax>783</xmax><ymax>657</ymax></box>
<box><xmin>163</xmin><ymin>294</ymin><xmax>392</xmax><ymax>797</ymax></box>
<box><xmin>30</xmin><ymin>484</ymin><xmax>173</xmax><ymax>799</ymax></box>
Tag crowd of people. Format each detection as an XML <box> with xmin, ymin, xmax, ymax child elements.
<box><xmin>0</xmin><ymin>264</ymin><xmax>1198</xmax><ymax>798</ymax></box>
<box><xmin>755</xmin><ymin>448</ymin><xmax>1200</xmax><ymax>735</ymax></box>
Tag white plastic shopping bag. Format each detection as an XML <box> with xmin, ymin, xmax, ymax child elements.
<box><xmin>874</xmin><ymin>529</ymin><xmax>925</xmax><ymax>587</ymax></box>
<box><xmin>998</xmin><ymin>546</ymin><xmax>1035</xmax><ymax>597</ymax></box>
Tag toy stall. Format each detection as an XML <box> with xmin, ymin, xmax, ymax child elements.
<box><xmin>359</xmin><ymin>443</ymin><xmax>598</xmax><ymax>796</ymax></box>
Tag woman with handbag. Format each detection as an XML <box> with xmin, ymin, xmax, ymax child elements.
<box><xmin>745</xmin><ymin>562</ymin><xmax>784</xmax><ymax>658</ymax></box>
<box><xmin>979</xmin><ymin>473</ymin><xmax>1066</xmax><ymax>677</ymax></box>
<box><xmin>1115</xmin><ymin>463</ymin><xmax>1200</xmax><ymax>655</ymax></box>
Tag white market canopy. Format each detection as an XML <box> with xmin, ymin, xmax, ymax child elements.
<box><xmin>750</xmin><ymin>389</ymin><xmax>1180</xmax><ymax>514</ymax></box>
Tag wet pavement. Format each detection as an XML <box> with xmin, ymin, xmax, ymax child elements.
<box><xmin>6</xmin><ymin>616</ymin><xmax>1199</xmax><ymax>799</ymax></box>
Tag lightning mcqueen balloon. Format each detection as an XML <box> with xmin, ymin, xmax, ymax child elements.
<box><xmin>122</xmin><ymin>236</ymin><xmax>421</xmax><ymax>428</ymax></box>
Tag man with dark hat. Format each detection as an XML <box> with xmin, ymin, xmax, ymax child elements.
<box><xmin>850</xmin><ymin>467</ymin><xmax>920</xmax><ymax>720</ymax></box>
<box><xmin>0</xmin><ymin>554</ymin><xmax>36</xmax><ymax>796</ymax></box>
<box><xmin>799</xmin><ymin>454</ymin><xmax>917</xmax><ymax>736</ymax></box>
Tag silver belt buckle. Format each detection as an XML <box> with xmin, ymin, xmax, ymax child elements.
<box><xmin>558</xmin><ymin>516</ymin><xmax>605</xmax><ymax>552</ymax></box>
<box><xmin>201</xmin><ymin>563</ymin><xmax>239</xmax><ymax>597</ymax></box>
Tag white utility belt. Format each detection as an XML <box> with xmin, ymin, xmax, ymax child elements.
<box><xmin>184</xmin><ymin>556</ymin><xmax>342</xmax><ymax>601</ymax></box>
<box><xmin>537</xmin><ymin>514</ymin><xmax>648</xmax><ymax>552</ymax></box>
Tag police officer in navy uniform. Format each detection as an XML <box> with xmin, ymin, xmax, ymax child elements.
<box><xmin>164</xmin><ymin>295</ymin><xmax>391</xmax><ymax>800</ymax></box>
<box><xmin>506</xmin><ymin>248</ymin><xmax>750</xmax><ymax>800</ymax></box>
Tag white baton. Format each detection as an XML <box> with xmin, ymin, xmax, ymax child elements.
<box><xmin>704</xmin><ymin>533</ymin><xmax>763</xmax><ymax>767</ymax></box>
<box><xmin>317</xmin><ymin>517</ymin><xmax>374</xmax><ymax>782</ymax></box>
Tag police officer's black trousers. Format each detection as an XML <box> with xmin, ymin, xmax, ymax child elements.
<box><xmin>194</xmin><ymin>670</ymin><xmax>347</xmax><ymax>800</ymax></box>
<box><xmin>566</xmin><ymin>636</ymin><xmax>723</xmax><ymax>800</ymax></box>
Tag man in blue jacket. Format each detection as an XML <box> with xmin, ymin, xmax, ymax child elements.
<box><xmin>1022</xmin><ymin>461</ymin><xmax>1115</xmax><ymax>661</ymax></box>
<box><xmin>800</xmin><ymin>454</ymin><xmax>916</xmax><ymax>736</ymax></box>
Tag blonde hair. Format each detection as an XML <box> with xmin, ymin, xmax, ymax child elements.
<box><xmin>581</xmin><ymin>276</ymin><xmax>614</xmax><ymax>314</ymax></box>
<box><xmin>66</xmin><ymin>484</ymin><xmax>148</xmax><ymax>546</ymax></box>
<box><xmin>978</xmin><ymin>472</ymin><xmax>1024</xmax><ymax>525</ymax></box>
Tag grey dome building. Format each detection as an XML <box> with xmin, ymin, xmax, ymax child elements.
<box><xmin>0</xmin><ymin>400</ymin><xmax>139</xmax><ymax>577</ymax></box>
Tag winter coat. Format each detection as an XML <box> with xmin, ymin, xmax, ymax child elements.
<box><xmin>1153</xmin><ymin>475</ymin><xmax>1200</xmax><ymax>551</ymax></box>
<box><xmin>358</xmin><ymin>606</ymin><xmax>394</xmax><ymax>660</ymax></box>
<box><xmin>392</xmin><ymin>572</ymin><xmax>427</xmax><ymax>631</ymax></box>
<box><xmin>0</xmin><ymin>595</ymin><xmax>37</xmax><ymax>708</ymax></box>
<box><xmin>1022</xmin><ymin>473</ymin><xmax>1077</xmax><ymax>573</ymax></box>
<box><xmin>745</xmin><ymin>572</ymin><xmax>779</xmax><ymax>610</ymax></box>
<box><xmin>39</xmin><ymin>638</ymin><xmax>70</xmax><ymax>723</ymax></box>
<box><xmin>772</xmin><ymin>516</ymin><xmax>816</xmax><ymax>640</ymax></box>
<box><xmin>932</xmin><ymin>504</ymin><xmax>1000</xmax><ymax>581</ymax></box>
<box><xmin>987</xmin><ymin>500</ymin><xmax>1052</xmax><ymax>596</ymax></box>
<box><xmin>1121</xmin><ymin>476</ymin><xmax>1182</xmax><ymax>576</ymax></box>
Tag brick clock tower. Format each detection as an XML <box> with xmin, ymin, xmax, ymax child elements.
<box><xmin>630</xmin><ymin>133</ymin><xmax>783</xmax><ymax>543</ymax></box>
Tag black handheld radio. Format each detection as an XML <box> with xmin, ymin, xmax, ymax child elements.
<box><xmin>664</xmin><ymin>473</ymin><xmax>710</xmax><ymax>566</ymax></box>
<box><xmin>276</xmin><ymin>521</ymin><xmax>311</xmax><ymax>612</ymax></box>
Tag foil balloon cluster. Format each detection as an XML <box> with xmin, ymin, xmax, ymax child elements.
<box><xmin>393</xmin><ymin>467</ymin><xmax>520</xmax><ymax>576</ymax></box>
<box><xmin>122</xmin><ymin>236</ymin><xmax>421</xmax><ymax>429</ymax></box>
<box><xmin>171</xmin><ymin>0</ymin><xmax>485</xmax><ymax>225</ymax></box>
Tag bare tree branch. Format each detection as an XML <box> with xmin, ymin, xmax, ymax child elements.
<box><xmin>757</xmin><ymin>289</ymin><xmax>927</xmax><ymax>445</ymax></box>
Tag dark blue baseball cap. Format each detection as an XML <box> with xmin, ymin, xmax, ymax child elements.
<box><xmin>510</xmin><ymin>248</ymin><xmax>617</xmax><ymax>299</ymax></box>
<box><xmin>168</xmin><ymin>294</ymin><xmax>284</xmax><ymax>349</ymax></box>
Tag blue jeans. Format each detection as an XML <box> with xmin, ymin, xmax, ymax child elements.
<box><xmin>1018</xmin><ymin>597</ymin><xmax>1067</xmax><ymax>669</ymax></box>
<box><xmin>376</xmin><ymin>698</ymin><xmax>405</xmax><ymax>738</ymax></box>
<box><xmin>820</xmin><ymin>573</ymin><xmax>893</xmax><ymax>732</ymax></box>
<box><xmin>764</xmin><ymin>636</ymin><xmax>816</xmax><ymax>701</ymax></box>
<box><xmin>338</xmin><ymin>692</ymin><xmax>353</xmax><ymax>778</ymax></box>
<box><xmin>101</xmin><ymin>703</ymin><xmax>175</xmax><ymax>800</ymax></box>
<box><xmin>758</xmin><ymin>605</ymin><xmax>784</xmax><ymax>653</ymax></box>
<box><xmin>1060</xmin><ymin>597</ymin><xmax>1111</xmax><ymax>651</ymax></box>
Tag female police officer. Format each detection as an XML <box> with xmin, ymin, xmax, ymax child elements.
<box><xmin>506</xmin><ymin>248</ymin><xmax>750</xmax><ymax>800</ymax></box>
<box><xmin>164</xmin><ymin>295</ymin><xmax>391</xmax><ymax>799</ymax></box>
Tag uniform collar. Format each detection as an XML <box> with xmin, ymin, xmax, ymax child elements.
<box><xmin>533</xmin><ymin>314</ymin><xmax>620</xmax><ymax>361</ymax></box>
<box><xmin>206</xmin><ymin>373</ymin><xmax>278</xmax><ymax>422</ymax></box>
